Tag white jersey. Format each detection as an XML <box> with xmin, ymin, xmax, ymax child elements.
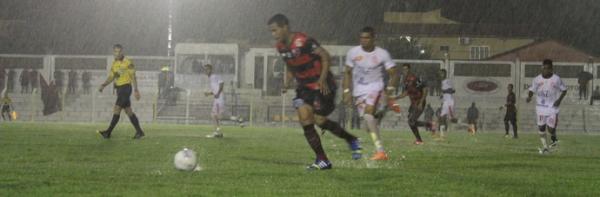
<box><xmin>209</xmin><ymin>74</ymin><xmax>224</xmax><ymax>101</ymax></box>
<box><xmin>529</xmin><ymin>74</ymin><xmax>567</xmax><ymax>115</ymax></box>
<box><xmin>441</xmin><ymin>79</ymin><xmax>454</xmax><ymax>102</ymax></box>
<box><xmin>345</xmin><ymin>46</ymin><xmax>395</xmax><ymax>96</ymax></box>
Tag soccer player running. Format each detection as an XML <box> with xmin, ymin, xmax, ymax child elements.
<box><xmin>526</xmin><ymin>59</ymin><xmax>567</xmax><ymax>154</ymax></box>
<box><xmin>268</xmin><ymin>14</ymin><xmax>361</xmax><ymax>170</ymax></box>
<box><xmin>342</xmin><ymin>26</ymin><xmax>399</xmax><ymax>160</ymax></box>
<box><xmin>438</xmin><ymin>69</ymin><xmax>456</xmax><ymax>138</ymax></box>
<box><xmin>501</xmin><ymin>83</ymin><xmax>518</xmax><ymax>138</ymax></box>
<box><xmin>97</xmin><ymin>44</ymin><xmax>145</xmax><ymax>139</ymax></box>
<box><xmin>203</xmin><ymin>64</ymin><xmax>225</xmax><ymax>138</ymax></box>
<box><xmin>396</xmin><ymin>64</ymin><xmax>435</xmax><ymax>145</ymax></box>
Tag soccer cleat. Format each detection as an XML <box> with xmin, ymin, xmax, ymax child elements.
<box><xmin>369</xmin><ymin>151</ymin><xmax>389</xmax><ymax>161</ymax></box>
<box><xmin>414</xmin><ymin>140</ymin><xmax>424</xmax><ymax>145</ymax></box>
<box><xmin>306</xmin><ymin>160</ymin><xmax>332</xmax><ymax>170</ymax></box>
<box><xmin>206</xmin><ymin>132</ymin><xmax>223</xmax><ymax>138</ymax></box>
<box><xmin>97</xmin><ymin>130</ymin><xmax>110</xmax><ymax>139</ymax></box>
<box><xmin>549</xmin><ymin>140</ymin><xmax>559</xmax><ymax>148</ymax></box>
<box><xmin>133</xmin><ymin>131</ymin><xmax>145</xmax><ymax>139</ymax></box>
<box><xmin>504</xmin><ymin>134</ymin><xmax>511</xmax><ymax>138</ymax></box>
<box><xmin>349</xmin><ymin>139</ymin><xmax>362</xmax><ymax>160</ymax></box>
<box><xmin>538</xmin><ymin>147</ymin><xmax>550</xmax><ymax>155</ymax></box>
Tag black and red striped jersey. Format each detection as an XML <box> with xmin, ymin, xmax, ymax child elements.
<box><xmin>275</xmin><ymin>32</ymin><xmax>324</xmax><ymax>90</ymax></box>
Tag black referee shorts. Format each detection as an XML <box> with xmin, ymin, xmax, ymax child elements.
<box><xmin>115</xmin><ymin>84</ymin><xmax>132</xmax><ymax>108</ymax></box>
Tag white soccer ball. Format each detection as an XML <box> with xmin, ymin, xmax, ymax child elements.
<box><xmin>174</xmin><ymin>148</ymin><xmax>199</xmax><ymax>171</ymax></box>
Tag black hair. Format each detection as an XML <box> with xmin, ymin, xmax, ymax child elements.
<box><xmin>113</xmin><ymin>44</ymin><xmax>123</xmax><ymax>49</ymax></box>
<box><xmin>543</xmin><ymin>59</ymin><xmax>553</xmax><ymax>68</ymax></box>
<box><xmin>361</xmin><ymin>26</ymin><xmax>376</xmax><ymax>37</ymax></box>
<box><xmin>267</xmin><ymin>14</ymin><xmax>289</xmax><ymax>27</ymax></box>
<box><xmin>402</xmin><ymin>63</ymin><xmax>411</xmax><ymax>69</ymax></box>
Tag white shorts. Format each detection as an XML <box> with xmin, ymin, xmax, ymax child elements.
<box><xmin>441</xmin><ymin>100</ymin><xmax>455</xmax><ymax>118</ymax></box>
<box><xmin>536</xmin><ymin>113</ymin><xmax>558</xmax><ymax>128</ymax></box>
<box><xmin>212</xmin><ymin>98</ymin><xmax>225</xmax><ymax>117</ymax></box>
<box><xmin>354</xmin><ymin>90</ymin><xmax>383</xmax><ymax>117</ymax></box>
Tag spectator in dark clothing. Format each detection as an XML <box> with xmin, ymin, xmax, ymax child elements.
<box><xmin>467</xmin><ymin>102</ymin><xmax>479</xmax><ymax>134</ymax></box>
<box><xmin>424</xmin><ymin>104</ymin><xmax>434</xmax><ymax>131</ymax></box>
<box><xmin>29</xmin><ymin>69</ymin><xmax>39</xmax><ymax>93</ymax></box>
<box><xmin>54</xmin><ymin>69</ymin><xmax>65</xmax><ymax>93</ymax></box>
<box><xmin>503</xmin><ymin>84</ymin><xmax>518</xmax><ymax>138</ymax></box>
<box><xmin>577</xmin><ymin>71</ymin><xmax>593</xmax><ymax>100</ymax></box>
<box><xmin>20</xmin><ymin>69</ymin><xmax>30</xmax><ymax>94</ymax></box>
<box><xmin>7</xmin><ymin>69</ymin><xmax>16</xmax><ymax>93</ymax></box>
<box><xmin>82</xmin><ymin>70</ymin><xmax>92</xmax><ymax>95</ymax></box>
<box><xmin>67</xmin><ymin>69</ymin><xmax>78</xmax><ymax>94</ymax></box>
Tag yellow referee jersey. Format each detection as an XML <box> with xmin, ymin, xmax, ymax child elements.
<box><xmin>110</xmin><ymin>57</ymin><xmax>135</xmax><ymax>86</ymax></box>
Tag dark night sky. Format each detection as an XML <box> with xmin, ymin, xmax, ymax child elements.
<box><xmin>1</xmin><ymin>0</ymin><xmax>599</xmax><ymax>56</ymax></box>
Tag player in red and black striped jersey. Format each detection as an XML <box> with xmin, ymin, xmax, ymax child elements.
<box><xmin>395</xmin><ymin>63</ymin><xmax>436</xmax><ymax>144</ymax></box>
<box><xmin>268</xmin><ymin>14</ymin><xmax>361</xmax><ymax>170</ymax></box>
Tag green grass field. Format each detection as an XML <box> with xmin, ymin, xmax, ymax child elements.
<box><xmin>1</xmin><ymin>122</ymin><xmax>599</xmax><ymax>196</ymax></box>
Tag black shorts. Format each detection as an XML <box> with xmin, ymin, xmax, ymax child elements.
<box><xmin>293</xmin><ymin>87</ymin><xmax>336</xmax><ymax>116</ymax></box>
<box><xmin>115</xmin><ymin>84</ymin><xmax>132</xmax><ymax>108</ymax></box>
<box><xmin>504</xmin><ymin>111</ymin><xmax>517</xmax><ymax>122</ymax></box>
<box><xmin>467</xmin><ymin>119</ymin><xmax>477</xmax><ymax>124</ymax></box>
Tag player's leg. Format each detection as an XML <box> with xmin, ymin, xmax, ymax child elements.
<box><xmin>511</xmin><ymin>116</ymin><xmax>518</xmax><ymax>138</ymax></box>
<box><xmin>408</xmin><ymin>104</ymin><xmax>425</xmax><ymax>144</ymax></box>
<box><xmin>537</xmin><ymin>114</ymin><xmax>550</xmax><ymax>154</ymax></box>
<box><xmin>364</xmin><ymin>104</ymin><xmax>388</xmax><ymax>160</ymax></box>
<box><xmin>207</xmin><ymin>99</ymin><xmax>224</xmax><ymax>138</ymax></box>
<box><xmin>548</xmin><ymin>113</ymin><xmax>559</xmax><ymax>147</ymax></box>
<box><xmin>297</xmin><ymin>104</ymin><xmax>331</xmax><ymax>170</ymax></box>
<box><xmin>354</xmin><ymin>93</ymin><xmax>386</xmax><ymax>160</ymax></box>
<box><xmin>504</xmin><ymin>114</ymin><xmax>510</xmax><ymax>137</ymax></box>
<box><xmin>124</xmin><ymin>106</ymin><xmax>145</xmax><ymax>139</ymax></box>
<box><xmin>314</xmin><ymin>114</ymin><xmax>362</xmax><ymax>160</ymax></box>
<box><xmin>313</xmin><ymin>90</ymin><xmax>359</xmax><ymax>149</ymax></box>
<box><xmin>98</xmin><ymin>105</ymin><xmax>123</xmax><ymax>138</ymax></box>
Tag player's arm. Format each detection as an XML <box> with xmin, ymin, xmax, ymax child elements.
<box><xmin>419</xmin><ymin>86</ymin><xmax>428</xmax><ymax>107</ymax></box>
<box><xmin>395</xmin><ymin>86</ymin><xmax>408</xmax><ymax>100</ymax></box>
<box><xmin>554</xmin><ymin>89</ymin><xmax>567</xmax><ymax>107</ymax></box>
<box><xmin>130</xmin><ymin>64</ymin><xmax>141</xmax><ymax>100</ymax></box>
<box><xmin>215</xmin><ymin>82</ymin><xmax>224</xmax><ymax>99</ymax></box>
<box><xmin>526</xmin><ymin>91</ymin><xmax>534</xmax><ymax>103</ymax></box>
<box><xmin>282</xmin><ymin>65</ymin><xmax>294</xmax><ymax>93</ymax></box>
<box><xmin>385</xmin><ymin>66</ymin><xmax>399</xmax><ymax>96</ymax></box>
<box><xmin>342</xmin><ymin>65</ymin><xmax>352</xmax><ymax>106</ymax></box>
<box><xmin>98</xmin><ymin>68</ymin><xmax>115</xmax><ymax>92</ymax></box>
<box><xmin>313</xmin><ymin>47</ymin><xmax>331</xmax><ymax>95</ymax></box>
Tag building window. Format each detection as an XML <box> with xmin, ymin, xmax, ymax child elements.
<box><xmin>470</xmin><ymin>46</ymin><xmax>490</xmax><ymax>60</ymax></box>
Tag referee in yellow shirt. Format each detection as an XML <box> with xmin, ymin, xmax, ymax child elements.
<box><xmin>97</xmin><ymin>44</ymin><xmax>145</xmax><ymax>139</ymax></box>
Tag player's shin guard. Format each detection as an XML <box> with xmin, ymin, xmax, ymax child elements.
<box><xmin>548</xmin><ymin>128</ymin><xmax>557</xmax><ymax>142</ymax></box>
<box><xmin>303</xmin><ymin>124</ymin><xmax>328</xmax><ymax>161</ymax></box>
<box><xmin>364</xmin><ymin>114</ymin><xmax>384</xmax><ymax>152</ymax></box>
<box><xmin>106</xmin><ymin>114</ymin><xmax>120</xmax><ymax>134</ymax></box>
<box><xmin>539</xmin><ymin>131</ymin><xmax>548</xmax><ymax>149</ymax></box>
<box><xmin>128</xmin><ymin>114</ymin><xmax>144</xmax><ymax>133</ymax></box>
<box><xmin>317</xmin><ymin>120</ymin><xmax>357</xmax><ymax>143</ymax></box>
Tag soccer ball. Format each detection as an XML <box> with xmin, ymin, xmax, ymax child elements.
<box><xmin>174</xmin><ymin>148</ymin><xmax>199</xmax><ymax>171</ymax></box>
